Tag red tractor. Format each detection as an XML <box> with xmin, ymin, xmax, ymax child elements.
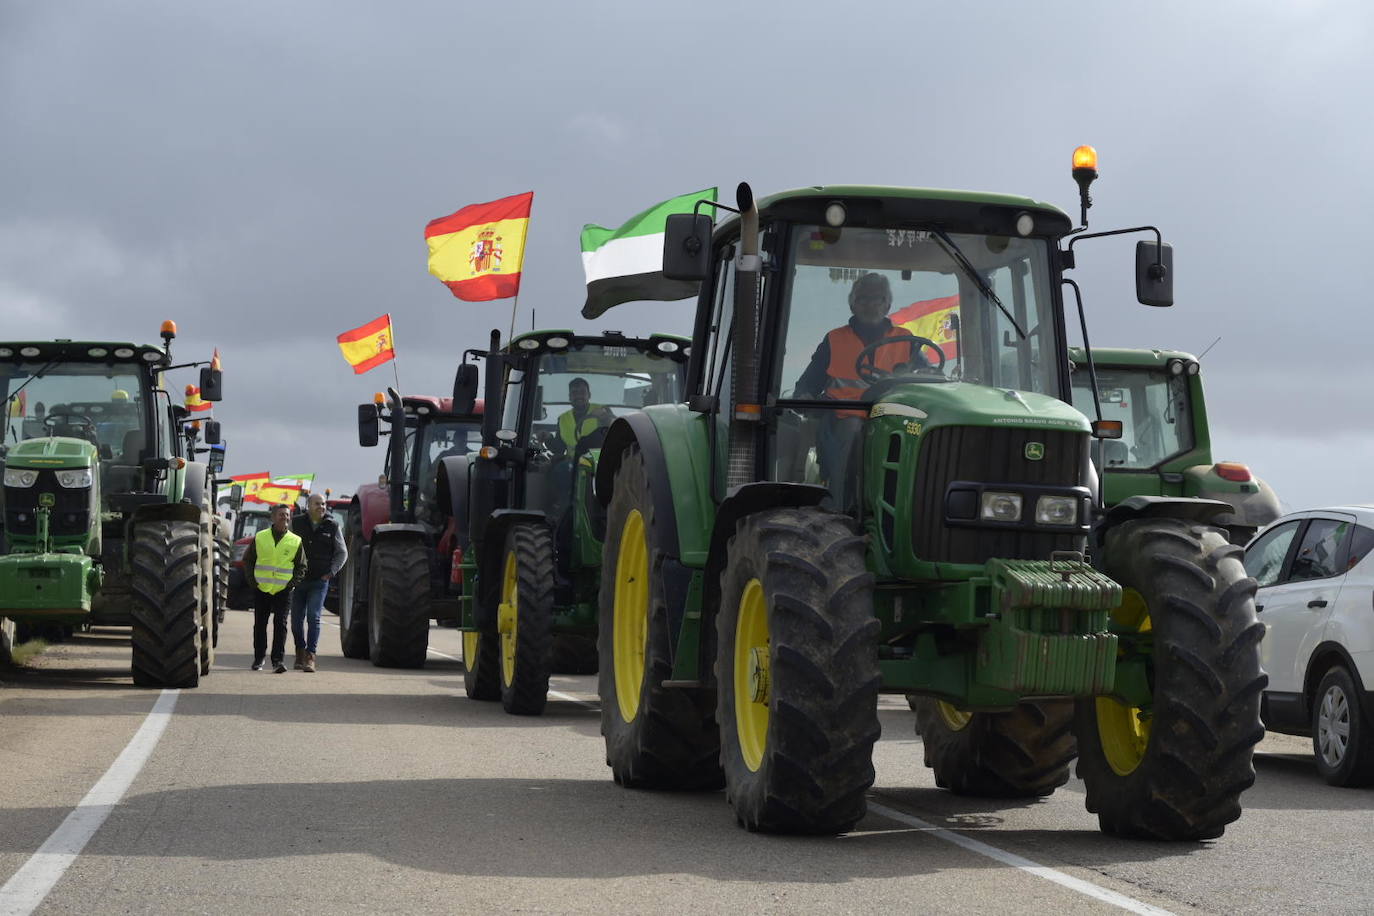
<box><xmin>337</xmin><ymin>369</ymin><xmax>482</xmax><ymax>667</ymax></box>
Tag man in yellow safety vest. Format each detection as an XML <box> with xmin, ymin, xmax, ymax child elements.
<box><xmin>242</xmin><ymin>503</ymin><xmax>306</xmax><ymax>673</ymax></box>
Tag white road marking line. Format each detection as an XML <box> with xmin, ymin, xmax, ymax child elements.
<box><xmin>866</xmin><ymin>802</ymin><xmax>1176</xmax><ymax>916</ymax></box>
<box><xmin>0</xmin><ymin>689</ymin><xmax>180</xmax><ymax>916</ymax></box>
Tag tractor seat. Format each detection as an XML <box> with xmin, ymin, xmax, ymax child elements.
<box><xmin>103</xmin><ymin>430</ymin><xmax>146</xmax><ymax>495</ymax></box>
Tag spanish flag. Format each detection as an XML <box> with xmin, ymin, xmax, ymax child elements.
<box><xmin>891</xmin><ymin>295</ymin><xmax>961</xmax><ymax>361</ymax></box>
<box><xmin>230</xmin><ymin>472</ymin><xmax>271</xmax><ymax>503</ymax></box>
<box><xmin>254</xmin><ymin>482</ymin><xmax>303</xmax><ymax>506</ymax></box>
<box><xmin>337</xmin><ymin>314</ymin><xmax>396</xmax><ymax>375</ymax></box>
<box><xmin>184</xmin><ymin>384</ymin><xmax>212</xmax><ymax>413</ymax></box>
<box><xmin>426</xmin><ymin>191</ymin><xmax>533</xmax><ymax>301</ymax></box>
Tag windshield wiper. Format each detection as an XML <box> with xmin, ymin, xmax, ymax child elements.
<box><xmin>931</xmin><ymin>229</ymin><xmax>1027</xmax><ymax>341</ymax></box>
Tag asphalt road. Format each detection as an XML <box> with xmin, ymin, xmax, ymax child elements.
<box><xmin>1</xmin><ymin>612</ymin><xmax>1370</xmax><ymax>915</ymax></box>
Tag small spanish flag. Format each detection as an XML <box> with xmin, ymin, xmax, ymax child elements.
<box><xmin>184</xmin><ymin>384</ymin><xmax>212</xmax><ymax>413</ymax></box>
<box><xmin>426</xmin><ymin>191</ymin><xmax>533</xmax><ymax>301</ymax></box>
<box><xmin>230</xmin><ymin>472</ymin><xmax>271</xmax><ymax>503</ymax></box>
<box><xmin>254</xmin><ymin>482</ymin><xmax>303</xmax><ymax>506</ymax></box>
<box><xmin>337</xmin><ymin>314</ymin><xmax>396</xmax><ymax>375</ymax></box>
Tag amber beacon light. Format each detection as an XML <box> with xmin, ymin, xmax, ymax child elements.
<box><xmin>1071</xmin><ymin>145</ymin><xmax>1099</xmax><ymax>227</ymax></box>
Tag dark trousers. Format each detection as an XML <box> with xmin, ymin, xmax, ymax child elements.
<box><xmin>252</xmin><ymin>588</ymin><xmax>291</xmax><ymax>664</ymax></box>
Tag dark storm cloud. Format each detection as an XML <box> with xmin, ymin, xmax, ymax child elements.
<box><xmin>3</xmin><ymin>0</ymin><xmax>1370</xmax><ymax>507</ymax></box>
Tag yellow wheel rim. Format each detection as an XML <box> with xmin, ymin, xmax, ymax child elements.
<box><xmin>498</xmin><ymin>551</ymin><xmax>518</xmax><ymax>686</ymax></box>
<box><xmin>463</xmin><ymin>630</ymin><xmax>480</xmax><ymax>673</ymax></box>
<box><xmin>1097</xmin><ymin>588</ymin><xmax>1152</xmax><ymax>775</ymax></box>
<box><xmin>613</xmin><ymin>510</ymin><xmax>649</xmax><ymax>723</ymax></box>
<box><xmin>735</xmin><ymin>578</ymin><xmax>770</xmax><ymax>772</ymax></box>
<box><xmin>937</xmin><ymin>701</ymin><xmax>972</xmax><ymax>731</ymax></box>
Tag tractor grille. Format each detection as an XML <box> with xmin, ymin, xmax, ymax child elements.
<box><xmin>4</xmin><ymin>472</ymin><xmax>92</xmax><ymax>538</ymax></box>
<box><xmin>912</xmin><ymin>426</ymin><xmax>1085</xmax><ymax>564</ymax></box>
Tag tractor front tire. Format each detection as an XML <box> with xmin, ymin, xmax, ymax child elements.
<box><xmin>367</xmin><ymin>537</ymin><xmax>430</xmax><ymax>668</ymax></box>
<box><xmin>130</xmin><ymin>519</ymin><xmax>203</xmax><ymax>688</ymax></box>
<box><xmin>212</xmin><ymin>527</ymin><xmax>230</xmax><ymax>648</ymax></box>
<box><xmin>598</xmin><ymin>447</ymin><xmax>723</xmax><ymax>790</ymax></box>
<box><xmin>338</xmin><ymin>530</ymin><xmax>369</xmax><ymax>659</ymax></box>
<box><xmin>497</xmin><ymin>523</ymin><xmax>555</xmax><ymax>715</ymax></box>
<box><xmin>914</xmin><ymin>699</ymin><xmax>1075</xmax><ymax>797</ymax></box>
<box><xmin>198</xmin><ymin>516</ymin><xmax>215</xmax><ymax>676</ymax></box>
<box><xmin>464</xmin><ymin>629</ymin><xmax>501</xmax><ymax>700</ymax></box>
<box><xmin>1075</xmin><ymin>517</ymin><xmax>1266</xmax><ymax>840</ymax></box>
<box><xmin>717</xmin><ymin>507</ymin><xmax>880</xmax><ymax>834</ymax></box>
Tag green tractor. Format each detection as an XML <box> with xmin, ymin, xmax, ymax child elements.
<box><xmin>0</xmin><ymin>325</ymin><xmax>226</xmax><ymax>687</ymax></box>
<box><xmin>1069</xmin><ymin>346</ymin><xmax>1280</xmax><ymax>544</ymax></box>
<box><xmin>591</xmin><ymin>158</ymin><xmax>1264</xmax><ymax>839</ymax></box>
<box><xmin>456</xmin><ymin>329</ymin><xmax>689</xmax><ymax>714</ymax></box>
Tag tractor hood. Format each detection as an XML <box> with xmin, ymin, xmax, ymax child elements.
<box><xmin>5</xmin><ymin>436</ymin><xmax>98</xmax><ymax>470</ymax></box>
<box><xmin>869</xmin><ymin>383</ymin><xmax>1091</xmax><ymax>434</ymax></box>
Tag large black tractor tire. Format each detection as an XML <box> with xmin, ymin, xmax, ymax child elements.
<box><xmin>497</xmin><ymin>523</ymin><xmax>555</xmax><ymax>715</ymax></box>
<box><xmin>551</xmin><ymin>634</ymin><xmax>599</xmax><ymax>675</ymax></box>
<box><xmin>212</xmin><ymin>528</ymin><xmax>230</xmax><ymax>649</ymax></box>
<box><xmin>338</xmin><ymin>530</ymin><xmax>370</xmax><ymax>659</ymax></box>
<box><xmin>130</xmin><ymin>519</ymin><xmax>204</xmax><ymax>688</ymax></box>
<box><xmin>367</xmin><ymin>536</ymin><xmax>431</xmax><ymax>668</ymax></box>
<box><xmin>463</xmin><ymin>629</ymin><xmax>501</xmax><ymax>700</ymax></box>
<box><xmin>198</xmin><ymin>517</ymin><xmax>215</xmax><ymax>676</ymax></box>
<box><xmin>1312</xmin><ymin>666</ymin><xmax>1374</xmax><ymax>787</ymax></box>
<box><xmin>1074</xmin><ymin>518</ymin><xmax>1266</xmax><ymax>840</ymax></box>
<box><xmin>913</xmin><ymin>699</ymin><xmax>1076</xmax><ymax>797</ymax></box>
<box><xmin>598</xmin><ymin>447</ymin><xmax>723</xmax><ymax>790</ymax></box>
<box><xmin>716</xmin><ymin>507</ymin><xmax>880</xmax><ymax>834</ymax></box>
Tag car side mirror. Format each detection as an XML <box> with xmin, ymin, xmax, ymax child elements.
<box><xmin>358</xmin><ymin>404</ymin><xmax>380</xmax><ymax>447</ymax></box>
<box><xmin>453</xmin><ymin>363</ymin><xmax>479</xmax><ymax>415</ymax></box>
<box><xmin>199</xmin><ymin>367</ymin><xmax>223</xmax><ymax>401</ymax></box>
<box><xmin>1136</xmin><ymin>241</ymin><xmax>1173</xmax><ymax>307</ymax></box>
<box><xmin>203</xmin><ymin>419</ymin><xmax>222</xmax><ymax>445</ymax></box>
<box><xmin>662</xmin><ymin>213</ymin><xmax>713</xmax><ymax>281</ymax></box>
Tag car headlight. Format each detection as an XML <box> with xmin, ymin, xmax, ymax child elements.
<box><xmin>4</xmin><ymin>468</ymin><xmax>38</xmax><ymax>488</ymax></box>
<box><xmin>980</xmin><ymin>491</ymin><xmax>1023</xmax><ymax>521</ymax></box>
<box><xmin>56</xmin><ymin>468</ymin><xmax>94</xmax><ymax>489</ymax></box>
<box><xmin>1035</xmin><ymin>494</ymin><xmax>1079</xmax><ymax>526</ymax></box>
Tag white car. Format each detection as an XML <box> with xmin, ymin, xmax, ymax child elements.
<box><xmin>1244</xmin><ymin>506</ymin><xmax>1374</xmax><ymax>785</ymax></box>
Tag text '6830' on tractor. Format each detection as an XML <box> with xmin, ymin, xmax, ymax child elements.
<box><xmin>591</xmin><ymin>150</ymin><xmax>1266</xmax><ymax>840</ymax></box>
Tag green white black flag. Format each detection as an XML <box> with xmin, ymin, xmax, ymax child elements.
<box><xmin>580</xmin><ymin>187</ymin><xmax>717</xmax><ymax>319</ymax></box>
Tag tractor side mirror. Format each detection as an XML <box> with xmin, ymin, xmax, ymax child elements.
<box><xmin>199</xmin><ymin>367</ymin><xmax>224</xmax><ymax>401</ymax></box>
<box><xmin>229</xmin><ymin>483</ymin><xmax>243</xmax><ymax>510</ymax></box>
<box><xmin>207</xmin><ymin>443</ymin><xmax>225</xmax><ymax>473</ymax></box>
<box><xmin>358</xmin><ymin>404</ymin><xmax>380</xmax><ymax>447</ymax></box>
<box><xmin>453</xmin><ymin>363</ymin><xmax>479</xmax><ymax>415</ymax></box>
<box><xmin>1135</xmin><ymin>241</ymin><xmax>1174</xmax><ymax>307</ymax></box>
<box><xmin>203</xmin><ymin>419</ymin><xmax>222</xmax><ymax>445</ymax></box>
<box><xmin>662</xmin><ymin>213</ymin><xmax>713</xmax><ymax>281</ymax></box>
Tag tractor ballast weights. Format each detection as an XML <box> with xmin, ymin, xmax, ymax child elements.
<box><xmin>589</xmin><ymin>148</ymin><xmax>1265</xmax><ymax>841</ymax></box>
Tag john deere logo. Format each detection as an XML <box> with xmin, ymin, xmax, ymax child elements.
<box><xmin>38</xmin><ymin>492</ymin><xmax>55</xmax><ymax>507</ymax></box>
<box><xmin>1024</xmin><ymin>442</ymin><xmax>1045</xmax><ymax>461</ymax></box>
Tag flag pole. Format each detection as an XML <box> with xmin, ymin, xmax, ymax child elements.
<box><xmin>389</xmin><ymin>313</ymin><xmax>403</xmax><ymax>396</ymax></box>
<box><xmin>506</xmin><ymin>192</ymin><xmax>534</xmax><ymax>344</ymax></box>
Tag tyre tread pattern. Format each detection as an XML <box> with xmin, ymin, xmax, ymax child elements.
<box><xmin>914</xmin><ymin>699</ymin><xmax>1076</xmax><ymax>797</ymax></box>
<box><xmin>501</xmin><ymin>523</ymin><xmax>555</xmax><ymax>715</ymax></box>
<box><xmin>369</xmin><ymin>538</ymin><xmax>431</xmax><ymax>668</ymax></box>
<box><xmin>130</xmin><ymin>519</ymin><xmax>203</xmax><ymax>688</ymax></box>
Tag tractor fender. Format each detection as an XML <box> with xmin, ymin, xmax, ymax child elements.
<box><xmin>595</xmin><ymin>406</ymin><xmax>714</xmax><ymax>566</ymax></box>
<box><xmin>1182</xmin><ymin>465</ymin><xmax>1282</xmax><ymax>537</ymax></box>
<box><xmin>181</xmin><ymin>461</ymin><xmax>212</xmax><ymax>510</ymax></box>
<box><xmin>356</xmin><ymin>481</ymin><xmax>391</xmax><ymax>543</ymax></box>
<box><xmin>1092</xmin><ymin>495</ymin><xmax>1234</xmax><ymax>555</ymax></box>
<box><xmin>473</xmin><ymin>509</ymin><xmax>548</xmax><ymax>631</ymax></box>
<box><xmin>435</xmin><ymin>455</ymin><xmax>471</xmax><ymax>539</ymax></box>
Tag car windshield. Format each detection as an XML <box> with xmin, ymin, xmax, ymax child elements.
<box><xmin>1</xmin><ymin>361</ymin><xmax>147</xmax><ymax>459</ymax></box>
<box><xmin>1070</xmin><ymin>365</ymin><xmax>1192</xmax><ymax>469</ymax></box>
<box><xmin>775</xmin><ymin>225</ymin><xmax>1060</xmax><ymax>401</ymax></box>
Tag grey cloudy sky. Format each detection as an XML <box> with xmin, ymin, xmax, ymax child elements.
<box><xmin>2</xmin><ymin>0</ymin><xmax>1368</xmax><ymax>510</ymax></box>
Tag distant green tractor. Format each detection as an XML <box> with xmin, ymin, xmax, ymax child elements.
<box><xmin>1069</xmin><ymin>347</ymin><xmax>1280</xmax><ymax>544</ymax></box>
<box><xmin>0</xmin><ymin>326</ymin><xmax>226</xmax><ymax>687</ymax></box>
<box><xmin>456</xmin><ymin>329</ymin><xmax>689</xmax><ymax>713</ymax></box>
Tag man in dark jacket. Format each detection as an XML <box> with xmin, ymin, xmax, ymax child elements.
<box><xmin>289</xmin><ymin>491</ymin><xmax>348</xmax><ymax>672</ymax></box>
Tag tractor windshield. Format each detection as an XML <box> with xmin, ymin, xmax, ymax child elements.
<box><xmin>0</xmin><ymin>361</ymin><xmax>149</xmax><ymax>464</ymax></box>
<box><xmin>775</xmin><ymin>225</ymin><xmax>1060</xmax><ymax>400</ymax></box>
<box><xmin>1070</xmin><ymin>365</ymin><xmax>1193</xmax><ymax>469</ymax></box>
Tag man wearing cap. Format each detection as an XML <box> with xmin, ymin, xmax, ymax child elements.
<box><xmin>289</xmin><ymin>492</ymin><xmax>347</xmax><ymax>672</ymax></box>
<box><xmin>242</xmin><ymin>503</ymin><xmax>306</xmax><ymax>673</ymax></box>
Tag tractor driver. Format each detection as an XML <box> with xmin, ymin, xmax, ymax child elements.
<box><xmin>545</xmin><ymin>377</ymin><xmax>614</xmax><ymax>519</ymax></box>
<box><xmin>792</xmin><ymin>272</ymin><xmax>926</xmax><ymax>506</ymax></box>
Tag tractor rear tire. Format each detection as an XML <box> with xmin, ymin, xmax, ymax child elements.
<box><xmin>1074</xmin><ymin>517</ymin><xmax>1266</xmax><ymax>840</ymax></box>
<box><xmin>717</xmin><ymin>507</ymin><xmax>880</xmax><ymax>834</ymax></box>
<box><xmin>463</xmin><ymin>629</ymin><xmax>501</xmax><ymax>700</ymax></box>
<box><xmin>130</xmin><ymin>519</ymin><xmax>203</xmax><ymax>688</ymax></box>
<box><xmin>914</xmin><ymin>699</ymin><xmax>1075</xmax><ymax>797</ymax></box>
<box><xmin>598</xmin><ymin>447</ymin><xmax>723</xmax><ymax>790</ymax></box>
<box><xmin>198</xmin><ymin>516</ymin><xmax>215</xmax><ymax>676</ymax></box>
<box><xmin>497</xmin><ymin>523</ymin><xmax>555</xmax><ymax>715</ymax></box>
<box><xmin>212</xmin><ymin>527</ymin><xmax>229</xmax><ymax>649</ymax></box>
<box><xmin>367</xmin><ymin>536</ymin><xmax>430</xmax><ymax>668</ymax></box>
<box><xmin>552</xmin><ymin>634</ymin><xmax>598</xmax><ymax>675</ymax></box>
<box><xmin>338</xmin><ymin>529</ymin><xmax>369</xmax><ymax>659</ymax></box>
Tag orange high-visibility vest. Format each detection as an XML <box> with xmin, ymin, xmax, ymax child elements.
<box><xmin>824</xmin><ymin>324</ymin><xmax>915</xmax><ymax>416</ymax></box>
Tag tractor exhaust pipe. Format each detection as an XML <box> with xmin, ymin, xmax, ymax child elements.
<box><xmin>727</xmin><ymin>182</ymin><xmax>761</xmax><ymax>488</ymax></box>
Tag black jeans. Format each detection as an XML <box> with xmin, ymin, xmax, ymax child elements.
<box><xmin>252</xmin><ymin>588</ymin><xmax>291</xmax><ymax>663</ymax></box>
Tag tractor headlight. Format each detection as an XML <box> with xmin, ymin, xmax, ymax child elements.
<box><xmin>56</xmin><ymin>468</ymin><xmax>93</xmax><ymax>488</ymax></box>
<box><xmin>980</xmin><ymin>491</ymin><xmax>1023</xmax><ymax>522</ymax></box>
<box><xmin>1035</xmin><ymin>494</ymin><xmax>1079</xmax><ymax>526</ymax></box>
<box><xmin>4</xmin><ymin>468</ymin><xmax>38</xmax><ymax>488</ymax></box>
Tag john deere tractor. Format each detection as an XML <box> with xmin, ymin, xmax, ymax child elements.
<box><xmin>0</xmin><ymin>325</ymin><xmax>226</xmax><ymax>687</ymax></box>
<box><xmin>1069</xmin><ymin>346</ymin><xmax>1280</xmax><ymax>544</ymax></box>
<box><xmin>591</xmin><ymin>153</ymin><xmax>1265</xmax><ymax>840</ymax></box>
<box><xmin>454</xmin><ymin>329</ymin><xmax>689</xmax><ymax>714</ymax></box>
<box><xmin>337</xmin><ymin>373</ymin><xmax>481</xmax><ymax>667</ymax></box>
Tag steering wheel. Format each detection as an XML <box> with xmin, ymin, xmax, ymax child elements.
<box><xmin>43</xmin><ymin>412</ymin><xmax>98</xmax><ymax>440</ymax></box>
<box><xmin>854</xmin><ymin>335</ymin><xmax>946</xmax><ymax>385</ymax></box>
